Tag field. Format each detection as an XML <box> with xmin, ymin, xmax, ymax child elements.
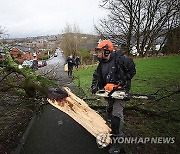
<box><xmin>73</xmin><ymin>55</ymin><xmax>180</xmax><ymax>154</ymax></box>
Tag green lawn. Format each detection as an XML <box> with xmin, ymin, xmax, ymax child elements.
<box><xmin>74</xmin><ymin>55</ymin><xmax>180</xmax><ymax>96</ymax></box>
<box><xmin>73</xmin><ymin>55</ymin><xmax>180</xmax><ymax>153</ymax></box>
<box><xmin>132</xmin><ymin>56</ymin><xmax>180</xmax><ymax>93</ymax></box>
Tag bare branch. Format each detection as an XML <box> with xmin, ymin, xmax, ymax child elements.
<box><xmin>96</xmin><ymin>0</ymin><xmax>180</xmax><ymax>56</ymax></box>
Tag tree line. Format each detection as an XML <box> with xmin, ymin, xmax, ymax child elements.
<box><xmin>59</xmin><ymin>23</ymin><xmax>98</xmax><ymax>64</ymax></box>
<box><xmin>95</xmin><ymin>0</ymin><xmax>179</xmax><ymax>56</ymax></box>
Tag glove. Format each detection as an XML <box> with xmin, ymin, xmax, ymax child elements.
<box><xmin>91</xmin><ymin>86</ymin><xmax>98</xmax><ymax>94</ymax></box>
<box><xmin>117</xmin><ymin>80</ymin><xmax>126</xmax><ymax>86</ymax></box>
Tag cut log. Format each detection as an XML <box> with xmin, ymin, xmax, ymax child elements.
<box><xmin>47</xmin><ymin>87</ymin><xmax>111</xmax><ymax>147</ymax></box>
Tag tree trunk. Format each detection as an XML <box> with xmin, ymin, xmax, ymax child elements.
<box><xmin>47</xmin><ymin>87</ymin><xmax>111</xmax><ymax>147</ymax></box>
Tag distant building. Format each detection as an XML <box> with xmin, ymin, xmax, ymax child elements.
<box><xmin>10</xmin><ymin>47</ymin><xmax>24</xmax><ymax>63</ymax></box>
<box><xmin>10</xmin><ymin>46</ymin><xmax>40</xmax><ymax>64</ymax></box>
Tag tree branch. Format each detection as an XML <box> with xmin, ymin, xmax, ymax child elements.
<box><xmin>90</xmin><ymin>105</ymin><xmax>180</xmax><ymax>122</ymax></box>
<box><xmin>150</xmin><ymin>89</ymin><xmax>180</xmax><ymax>103</ymax></box>
<box><xmin>0</xmin><ymin>70</ymin><xmax>13</xmax><ymax>82</ymax></box>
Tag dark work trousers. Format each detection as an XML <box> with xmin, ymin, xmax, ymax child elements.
<box><xmin>106</xmin><ymin>98</ymin><xmax>125</xmax><ymax>137</ymax></box>
<box><xmin>68</xmin><ymin>66</ymin><xmax>73</xmax><ymax>77</ymax></box>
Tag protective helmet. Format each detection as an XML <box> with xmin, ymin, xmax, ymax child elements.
<box><xmin>96</xmin><ymin>40</ymin><xmax>114</xmax><ymax>51</ymax></box>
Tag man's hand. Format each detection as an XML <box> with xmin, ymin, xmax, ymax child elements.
<box><xmin>91</xmin><ymin>86</ymin><xmax>98</xmax><ymax>94</ymax></box>
<box><xmin>117</xmin><ymin>80</ymin><xmax>125</xmax><ymax>86</ymax></box>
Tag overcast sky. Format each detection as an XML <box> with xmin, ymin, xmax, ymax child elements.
<box><xmin>0</xmin><ymin>0</ymin><xmax>107</xmax><ymax>38</ymax></box>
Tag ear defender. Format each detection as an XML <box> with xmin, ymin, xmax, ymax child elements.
<box><xmin>104</xmin><ymin>44</ymin><xmax>110</xmax><ymax>56</ymax></box>
<box><xmin>104</xmin><ymin>50</ymin><xmax>110</xmax><ymax>56</ymax></box>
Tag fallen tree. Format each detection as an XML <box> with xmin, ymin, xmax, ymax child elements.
<box><xmin>47</xmin><ymin>87</ymin><xmax>112</xmax><ymax>147</ymax></box>
<box><xmin>0</xmin><ymin>44</ymin><xmax>57</xmax><ymax>97</ymax></box>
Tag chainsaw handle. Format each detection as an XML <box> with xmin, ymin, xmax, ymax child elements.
<box><xmin>113</xmin><ymin>85</ymin><xmax>123</xmax><ymax>90</ymax></box>
<box><xmin>107</xmin><ymin>88</ymin><xmax>116</xmax><ymax>97</ymax></box>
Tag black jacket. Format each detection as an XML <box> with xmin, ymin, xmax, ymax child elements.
<box><xmin>91</xmin><ymin>51</ymin><xmax>136</xmax><ymax>92</ymax></box>
<box><xmin>66</xmin><ymin>57</ymin><xmax>75</xmax><ymax>68</ymax></box>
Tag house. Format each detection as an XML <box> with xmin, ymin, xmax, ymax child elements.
<box><xmin>10</xmin><ymin>46</ymin><xmax>39</xmax><ymax>64</ymax></box>
<box><xmin>10</xmin><ymin>47</ymin><xmax>25</xmax><ymax>64</ymax></box>
<box><xmin>130</xmin><ymin>46</ymin><xmax>139</xmax><ymax>56</ymax></box>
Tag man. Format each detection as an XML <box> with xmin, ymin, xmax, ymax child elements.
<box><xmin>91</xmin><ymin>40</ymin><xmax>136</xmax><ymax>154</ymax></box>
<box><xmin>66</xmin><ymin>54</ymin><xmax>75</xmax><ymax>77</ymax></box>
<box><xmin>75</xmin><ymin>56</ymin><xmax>80</xmax><ymax>69</ymax></box>
<box><xmin>32</xmin><ymin>53</ymin><xmax>38</xmax><ymax>70</ymax></box>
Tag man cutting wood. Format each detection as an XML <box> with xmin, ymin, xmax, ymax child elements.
<box><xmin>91</xmin><ymin>40</ymin><xmax>136</xmax><ymax>154</ymax></box>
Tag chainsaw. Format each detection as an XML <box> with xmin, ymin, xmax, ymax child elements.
<box><xmin>96</xmin><ymin>89</ymin><xmax>154</xmax><ymax>100</ymax></box>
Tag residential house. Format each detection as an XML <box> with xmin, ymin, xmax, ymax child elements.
<box><xmin>10</xmin><ymin>47</ymin><xmax>25</xmax><ymax>64</ymax></box>
<box><xmin>10</xmin><ymin>46</ymin><xmax>39</xmax><ymax>64</ymax></box>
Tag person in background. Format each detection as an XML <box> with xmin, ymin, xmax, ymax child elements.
<box><xmin>32</xmin><ymin>52</ymin><xmax>38</xmax><ymax>70</ymax></box>
<box><xmin>66</xmin><ymin>54</ymin><xmax>75</xmax><ymax>77</ymax></box>
<box><xmin>91</xmin><ymin>40</ymin><xmax>136</xmax><ymax>154</ymax></box>
<box><xmin>75</xmin><ymin>56</ymin><xmax>80</xmax><ymax>69</ymax></box>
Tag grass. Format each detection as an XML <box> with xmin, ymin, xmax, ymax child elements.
<box><xmin>73</xmin><ymin>55</ymin><xmax>180</xmax><ymax>153</ymax></box>
<box><xmin>73</xmin><ymin>65</ymin><xmax>98</xmax><ymax>98</ymax></box>
<box><xmin>132</xmin><ymin>56</ymin><xmax>180</xmax><ymax>93</ymax></box>
<box><xmin>74</xmin><ymin>55</ymin><xmax>180</xmax><ymax>97</ymax></box>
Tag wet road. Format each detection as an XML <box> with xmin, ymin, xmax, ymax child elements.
<box><xmin>37</xmin><ymin>50</ymin><xmax>71</xmax><ymax>86</ymax></box>
<box><xmin>20</xmin><ymin>51</ymin><xmax>108</xmax><ymax>154</ymax></box>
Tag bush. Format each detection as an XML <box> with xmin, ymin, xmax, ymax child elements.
<box><xmin>79</xmin><ymin>48</ymin><xmax>93</xmax><ymax>65</ymax></box>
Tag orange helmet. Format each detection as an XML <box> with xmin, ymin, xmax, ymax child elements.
<box><xmin>96</xmin><ymin>40</ymin><xmax>114</xmax><ymax>51</ymax></box>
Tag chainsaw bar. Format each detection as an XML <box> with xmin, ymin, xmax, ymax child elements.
<box><xmin>96</xmin><ymin>90</ymin><xmax>154</xmax><ymax>100</ymax></box>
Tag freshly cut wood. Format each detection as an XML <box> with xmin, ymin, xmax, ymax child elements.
<box><xmin>47</xmin><ymin>87</ymin><xmax>111</xmax><ymax>147</ymax></box>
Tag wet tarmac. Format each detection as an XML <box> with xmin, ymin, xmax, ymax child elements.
<box><xmin>19</xmin><ymin>51</ymin><xmax>108</xmax><ymax>154</ymax></box>
<box><xmin>20</xmin><ymin>105</ymin><xmax>108</xmax><ymax>154</ymax></box>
